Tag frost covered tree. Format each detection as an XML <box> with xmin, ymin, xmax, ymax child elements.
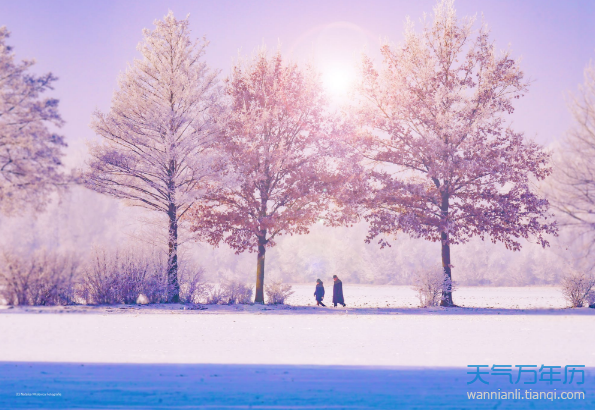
<box><xmin>0</xmin><ymin>26</ymin><xmax>67</xmax><ymax>216</ymax></box>
<box><xmin>85</xmin><ymin>13</ymin><xmax>222</xmax><ymax>302</ymax></box>
<box><xmin>189</xmin><ymin>50</ymin><xmax>340</xmax><ymax>303</ymax></box>
<box><xmin>550</xmin><ymin>60</ymin><xmax>595</xmax><ymax>264</ymax></box>
<box><xmin>349</xmin><ymin>0</ymin><xmax>557</xmax><ymax>305</ymax></box>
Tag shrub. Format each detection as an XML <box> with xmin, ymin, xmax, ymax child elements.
<box><xmin>0</xmin><ymin>246</ymin><xmax>208</xmax><ymax>306</ymax></box>
<box><xmin>179</xmin><ymin>267</ymin><xmax>208</xmax><ymax>304</ymax></box>
<box><xmin>80</xmin><ymin>247</ymin><xmax>169</xmax><ymax>305</ymax></box>
<box><xmin>201</xmin><ymin>280</ymin><xmax>253</xmax><ymax>305</ymax></box>
<box><xmin>0</xmin><ymin>250</ymin><xmax>79</xmax><ymax>306</ymax></box>
<box><xmin>222</xmin><ymin>280</ymin><xmax>253</xmax><ymax>304</ymax></box>
<box><xmin>560</xmin><ymin>269</ymin><xmax>595</xmax><ymax>308</ymax></box>
<box><xmin>411</xmin><ymin>268</ymin><xmax>455</xmax><ymax>307</ymax></box>
<box><xmin>204</xmin><ymin>285</ymin><xmax>226</xmax><ymax>305</ymax></box>
<box><xmin>265</xmin><ymin>281</ymin><xmax>294</xmax><ymax>305</ymax></box>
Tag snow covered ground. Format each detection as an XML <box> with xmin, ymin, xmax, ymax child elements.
<box><xmin>287</xmin><ymin>284</ymin><xmax>570</xmax><ymax>309</ymax></box>
<box><xmin>0</xmin><ymin>284</ymin><xmax>573</xmax><ymax>312</ymax></box>
<box><xmin>1</xmin><ymin>285</ymin><xmax>593</xmax><ymax>409</ymax></box>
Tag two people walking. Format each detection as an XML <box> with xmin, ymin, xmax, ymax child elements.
<box><xmin>314</xmin><ymin>275</ymin><xmax>346</xmax><ymax>307</ymax></box>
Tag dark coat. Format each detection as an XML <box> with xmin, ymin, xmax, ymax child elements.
<box><xmin>333</xmin><ymin>279</ymin><xmax>344</xmax><ymax>304</ymax></box>
<box><xmin>314</xmin><ymin>284</ymin><xmax>325</xmax><ymax>301</ymax></box>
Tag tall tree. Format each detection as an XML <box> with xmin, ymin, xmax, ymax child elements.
<box><xmin>0</xmin><ymin>26</ymin><xmax>67</xmax><ymax>216</ymax></box>
<box><xmin>349</xmin><ymin>0</ymin><xmax>557</xmax><ymax>305</ymax></box>
<box><xmin>188</xmin><ymin>50</ymin><xmax>339</xmax><ymax>303</ymax></box>
<box><xmin>550</xmin><ymin>60</ymin><xmax>595</xmax><ymax>266</ymax></box>
<box><xmin>85</xmin><ymin>12</ymin><xmax>222</xmax><ymax>302</ymax></box>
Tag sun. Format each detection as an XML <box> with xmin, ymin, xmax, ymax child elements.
<box><xmin>287</xmin><ymin>21</ymin><xmax>376</xmax><ymax>103</ymax></box>
<box><xmin>321</xmin><ymin>66</ymin><xmax>356</xmax><ymax>100</ymax></box>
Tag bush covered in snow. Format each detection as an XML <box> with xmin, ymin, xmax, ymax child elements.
<box><xmin>222</xmin><ymin>280</ymin><xmax>253</xmax><ymax>304</ymax></box>
<box><xmin>80</xmin><ymin>247</ymin><xmax>207</xmax><ymax>305</ymax></box>
<box><xmin>0</xmin><ymin>250</ymin><xmax>80</xmax><ymax>306</ymax></box>
<box><xmin>80</xmin><ymin>248</ymin><xmax>169</xmax><ymax>305</ymax></box>
<box><xmin>136</xmin><ymin>293</ymin><xmax>150</xmax><ymax>305</ymax></box>
<box><xmin>0</xmin><ymin>245</ymin><xmax>208</xmax><ymax>306</ymax></box>
<box><xmin>411</xmin><ymin>268</ymin><xmax>455</xmax><ymax>307</ymax></box>
<box><xmin>204</xmin><ymin>285</ymin><xmax>226</xmax><ymax>305</ymax></box>
<box><xmin>202</xmin><ymin>280</ymin><xmax>253</xmax><ymax>305</ymax></box>
<box><xmin>179</xmin><ymin>267</ymin><xmax>208</xmax><ymax>304</ymax></box>
<box><xmin>560</xmin><ymin>269</ymin><xmax>595</xmax><ymax>308</ymax></box>
<box><xmin>265</xmin><ymin>281</ymin><xmax>294</xmax><ymax>305</ymax></box>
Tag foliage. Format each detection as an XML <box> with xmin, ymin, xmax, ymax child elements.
<box><xmin>348</xmin><ymin>0</ymin><xmax>557</xmax><ymax>304</ymax></box>
<box><xmin>221</xmin><ymin>279</ymin><xmax>253</xmax><ymax>304</ymax></box>
<box><xmin>560</xmin><ymin>268</ymin><xmax>595</xmax><ymax>308</ymax></box>
<box><xmin>81</xmin><ymin>247</ymin><xmax>170</xmax><ymax>304</ymax></box>
<box><xmin>80</xmin><ymin>246</ymin><xmax>206</xmax><ymax>305</ymax></box>
<box><xmin>265</xmin><ymin>281</ymin><xmax>294</xmax><ymax>305</ymax></box>
<box><xmin>189</xmin><ymin>49</ymin><xmax>342</xmax><ymax>302</ymax></box>
<box><xmin>549</xmin><ymin>60</ymin><xmax>595</xmax><ymax>266</ymax></box>
<box><xmin>85</xmin><ymin>12</ymin><xmax>223</xmax><ymax>301</ymax></box>
<box><xmin>201</xmin><ymin>280</ymin><xmax>253</xmax><ymax>305</ymax></box>
<box><xmin>204</xmin><ymin>285</ymin><xmax>227</xmax><ymax>305</ymax></box>
<box><xmin>0</xmin><ymin>250</ymin><xmax>79</xmax><ymax>306</ymax></box>
<box><xmin>0</xmin><ymin>26</ymin><xmax>67</xmax><ymax>216</ymax></box>
<box><xmin>411</xmin><ymin>268</ymin><xmax>455</xmax><ymax>307</ymax></box>
<box><xmin>179</xmin><ymin>267</ymin><xmax>208</xmax><ymax>304</ymax></box>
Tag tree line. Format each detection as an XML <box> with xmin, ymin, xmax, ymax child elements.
<box><xmin>5</xmin><ymin>0</ymin><xmax>592</xmax><ymax>306</ymax></box>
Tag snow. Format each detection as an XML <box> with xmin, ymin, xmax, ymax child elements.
<box><xmin>287</xmin><ymin>284</ymin><xmax>570</xmax><ymax>309</ymax></box>
<box><xmin>0</xmin><ymin>284</ymin><xmax>573</xmax><ymax>311</ymax></box>
<box><xmin>4</xmin><ymin>363</ymin><xmax>591</xmax><ymax>409</ymax></box>
<box><xmin>1</xmin><ymin>285</ymin><xmax>593</xmax><ymax>409</ymax></box>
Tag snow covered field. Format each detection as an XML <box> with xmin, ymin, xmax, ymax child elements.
<box><xmin>287</xmin><ymin>284</ymin><xmax>570</xmax><ymax>309</ymax></box>
<box><xmin>1</xmin><ymin>286</ymin><xmax>593</xmax><ymax>409</ymax></box>
<box><xmin>0</xmin><ymin>284</ymin><xmax>572</xmax><ymax>312</ymax></box>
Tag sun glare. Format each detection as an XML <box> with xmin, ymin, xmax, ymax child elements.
<box><xmin>322</xmin><ymin>66</ymin><xmax>356</xmax><ymax>100</ymax></box>
<box><xmin>288</xmin><ymin>22</ymin><xmax>377</xmax><ymax>103</ymax></box>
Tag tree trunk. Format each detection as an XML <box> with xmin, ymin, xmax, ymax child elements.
<box><xmin>439</xmin><ymin>231</ymin><xmax>454</xmax><ymax>306</ymax></box>
<box><xmin>439</xmin><ymin>190</ymin><xmax>454</xmax><ymax>307</ymax></box>
<box><xmin>167</xmin><ymin>203</ymin><xmax>180</xmax><ymax>303</ymax></box>
<box><xmin>254</xmin><ymin>237</ymin><xmax>266</xmax><ymax>304</ymax></box>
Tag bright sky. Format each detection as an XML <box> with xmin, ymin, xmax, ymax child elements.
<box><xmin>1</xmin><ymin>0</ymin><xmax>595</xmax><ymax>164</ymax></box>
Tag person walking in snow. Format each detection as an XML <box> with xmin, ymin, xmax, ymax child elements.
<box><xmin>332</xmin><ymin>275</ymin><xmax>346</xmax><ymax>307</ymax></box>
<box><xmin>314</xmin><ymin>279</ymin><xmax>326</xmax><ymax>307</ymax></box>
